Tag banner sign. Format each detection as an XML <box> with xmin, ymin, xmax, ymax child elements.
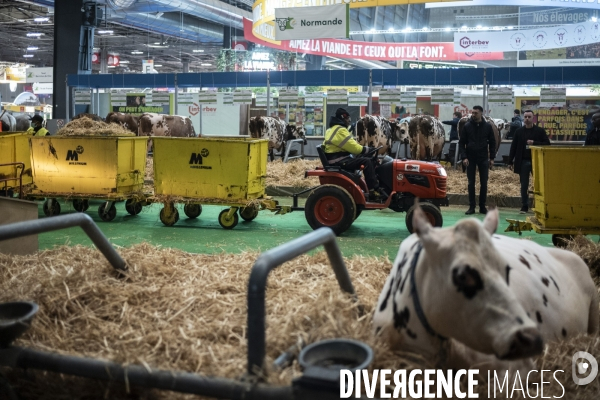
<box><xmin>378</xmin><ymin>88</ymin><xmax>401</xmax><ymax>105</ymax></box>
<box><xmin>244</xmin><ymin>18</ymin><xmax>503</xmax><ymax>61</ymax></box>
<box><xmin>233</xmin><ymin>90</ymin><xmax>253</xmax><ymax>105</ymax></box>
<box><xmin>431</xmin><ymin>89</ymin><xmax>458</xmax><ymax>106</ymax></box>
<box><xmin>401</xmin><ymin>60</ymin><xmax>476</xmax><ymax>69</ymax></box>
<box><xmin>327</xmin><ymin>89</ymin><xmax>348</xmax><ymax>105</ymax></box>
<box><xmin>223</xmin><ymin>93</ymin><xmax>234</xmax><ymax>105</ymax></box>
<box><xmin>540</xmin><ymin>88</ymin><xmax>567</xmax><ymax>108</ymax></box>
<box><xmin>274</xmin><ymin>5</ymin><xmax>348</xmax><ymax>41</ymax></box>
<box><xmin>429</xmin><ymin>0</ymin><xmax>600</xmax><ymax>9</ymax></box>
<box><xmin>305</xmin><ymin>92</ymin><xmax>324</xmax><ymax>107</ymax></box>
<box><xmin>488</xmin><ymin>87</ymin><xmax>513</xmax><ymax>107</ymax></box>
<box><xmin>519</xmin><ymin>6</ymin><xmax>599</xmax><ymax>26</ymax></box>
<box><xmin>400</xmin><ymin>91</ymin><xmax>417</xmax><ymax>108</ymax></box>
<box><xmin>348</xmin><ymin>92</ymin><xmax>369</xmax><ymax>107</ymax></box>
<box><xmin>111</xmin><ymin>93</ymin><xmax>168</xmax><ymax>115</ymax></box>
<box><xmin>26</xmin><ymin>67</ymin><xmax>53</xmax><ymax>83</ymax></box>
<box><xmin>150</xmin><ymin>91</ymin><xmax>170</xmax><ymax>107</ymax></box>
<box><xmin>454</xmin><ymin>20</ymin><xmax>600</xmax><ymax>53</ymax></box>
<box><xmin>198</xmin><ymin>91</ymin><xmax>218</xmax><ymax>104</ymax></box>
<box><xmin>278</xmin><ymin>89</ymin><xmax>299</xmax><ymax>104</ymax></box>
<box><xmin>74</xmin><ymin>90</ymin><xmax>91</xmax><ymax>105</ymax></box>
<box><xmin>255</xmin><ymin>94</ymin><xmax>274</xmax><ymax>107</ymax></box>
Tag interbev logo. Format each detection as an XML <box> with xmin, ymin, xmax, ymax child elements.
<box><xmin>459</xmin><ymin>37</ymin><xmax>490</xmax><ymax>50</ymax></box>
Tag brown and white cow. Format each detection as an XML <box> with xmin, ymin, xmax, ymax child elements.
<box><xmin>457</xmin><ymin>116</ymin><xmax>501</xmax><ymax>158</ymax></box>
<box><xmin>407</xmin><ymin>115</ymin><xmax>446</xmax><ymax>161</ymax></box>
<box><xmin>492</xmin><ymin>118</ymin><xmax>510</xmax><ymax>140</ymax></box>
<box><xmin>137</xmin><ymin>113</ymin><xmax>196</xmax><ymax>138</ymax></box>
<box><xmin>249</xmin><ymin>116</ymin><xmax>304</xmax><ymax>161</ymax></box>
<box><xmin>355</xmin><ymin>115</ymin><xmax>406</xmax><ymax>156</ymax></box>
<box><xmin>374</xmin><ymin>203</ymin><xmax>598</xmax><ymax>376</ymax></box>
<box><xmin>105</xmin><ymin>112</ymin><xmax>139</xmax><ymax>135</ymax></box>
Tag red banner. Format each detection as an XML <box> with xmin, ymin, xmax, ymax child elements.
<box><xmin>243</xmin><ymin>18</ymin><xmax>504</xmax><ymax>62</ymax></box>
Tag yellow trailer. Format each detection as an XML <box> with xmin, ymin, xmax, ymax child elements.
<box><xmin>152</xmin><ymin>137</ymin><xmax>290</xmax><ymax>228</ymax></box>
<box><xmin>29</xmin><ymin>136</ymin><xmax>148</xmax><ymax>221</ymax></box>
<box><xmin>505</xmin><ymin>146</ymin><xmax>600</xmax><ymax>245</ymax></box>
<box><xmin>0</xmin><ymin>132</ymin><xmax>32</xmax><ymax>197</ymax></box>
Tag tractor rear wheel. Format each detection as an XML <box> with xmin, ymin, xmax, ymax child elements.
<box><xmin>305</xmin><ymin>185</ymin><xmax>356</xmax><ymax>236</ymax></box>
<box><xmin>405</xmin><ymin>202</ymin><xmax>443</xmax><ymax>234</ymax></box>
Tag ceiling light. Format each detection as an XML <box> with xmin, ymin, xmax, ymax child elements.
<box><xmin>369</xmin><ymin>28</ymin><xmax>375</xmax><ymax>33</ymax></box>
<box><xmin>23</xmin><ymin>55</ymin><xmax>34</xmax><ymax>58</ymax></box>
<box><xmin>27</xmin><ymin>33</ymin><xmax>43</xmax><ymax>37</ymax></box>
<box><xmin>201</xmin><ymin>63</ymin><xmax>211</xmax><ymax>66</ymax></box>
<box><xmin>131</xmin><ymin>51</ymin><xmax>144</xmax><ymax>54</ymax></box>
<box><xmin>507</xmin><ymin>26</ymin><xmax>513</xmax><ymax>30</ymax></box>
<box><xmin>107</xmin><ymin>66</ymin><xmax>116</xmax><ymax>68</ymax></box>
<box><xmin>388</xmin><ymin>28</ymin><xmax>395</xmax><ymax>32</ymax></box>
<box><xmin>592</xmin><ymin>17</ymin><xmax>598</xmax><ymax>22</ymax></box>
<box><xmin>98</xmin><ymin>30</ymin><xmax>113</xmax><ymax>34</ymax></box>
<box><xmin>34</xmin><ymin>17</ymin><xmax>49</xmax><ymax>22</ymax></box>
<box><xmin>405</xmin><ymin>27</ymin><xmax>412</xmax><ymax>31</ymax></box>
<box><xmin>445</xmin><ymin>27</ymin><xmax>451</xmax><ymax>31</ymax></box>
<box><xmin>461</xmin><ymin>25</ymin><xmax>467</xmax><ymax>30</ymax></box>
<box><xmin>119</xmin><ymin>60</ymin><xmax>130</xmax><ymax>64</ymax></box>
<box><xmin>193</xmin><ymin>49</ymin><xmax>204</xmax><ymax>53</ymax></box>
<box><xmin>422</xmin><ymin>27</ymin><xmax>429</xmax><ymax>31</ymax></box>
<box><xmin>27</xmin><ymin>46</ymin><xmax>39</xmax><ymax>51</ymax></box>
<box><xmin>154</xmin><ymin>64</ymin><xmax>162</xmax><ymax>67</ymax></box>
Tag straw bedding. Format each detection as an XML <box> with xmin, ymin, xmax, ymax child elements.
<box><xmin>1</xmin><ymin>240</ymin><xmax>600</xmax><ymax>399</ymax></box>
<box><xmin>264</xmin><ymin>159</ymin><xmax>528</xmax><ymax>198</ymax></box>
<box><xmin>56</xmin><ymin>117</ymin><xmax>135</xmax><ymax>137</ymax></box>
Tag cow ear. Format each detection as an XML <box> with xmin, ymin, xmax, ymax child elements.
<box><xmin>412</xmin><ymin>202</ymin><xmax>439</xmax><ymax>247</ymax></box>
<box><xmin>482</xmin><ymin>208</ymin><xmax>499</xmax><ymax>235</ymax></box>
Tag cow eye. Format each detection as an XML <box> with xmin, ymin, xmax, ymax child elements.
<box><xmin>452</xmin><ymin>265</ymin><xmax>484</xmax><ymax>299</ymax></box>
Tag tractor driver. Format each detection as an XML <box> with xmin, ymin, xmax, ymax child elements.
<box><xmin>27</xmin><ymin>115</ymin><xmax>49</xmax><ymax>136</ymax></box>
<box><xmin>322</xmin><ymin>108</ymin><xmax>388</xmax><ymax>202</ymax></box>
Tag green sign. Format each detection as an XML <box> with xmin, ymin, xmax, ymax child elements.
<box><xmin>401</xmin><ymin>60</ymin><xmax>476</xmax><ymax>70</ymax></box>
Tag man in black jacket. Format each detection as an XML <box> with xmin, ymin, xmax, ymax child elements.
<box><xmin>459</xmin><ymin>105</ymin><xmax>496</xmax><ymax>215</ymax></box>
<box><xmin>508</xmin><ymin>110</ymin><xmax>550</xmax><ymax>214</ymax></box>
<box><xmin>443</xmin><ymin>111</ymin><xmax>462</xmax><ymax>164</ymax></box>
<box><xmin>585</xmin><ymin>112</ymin><xmax>600</xmax><ymax>145</ymax></box>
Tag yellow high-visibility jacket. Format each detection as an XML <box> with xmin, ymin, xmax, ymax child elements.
<box><xmin>323</xmin><ymin>124</ymin><xmax>363</xmax><ymax>155</ymax></box>
<box><xmin>27</xmin><ymin>127</ymin><xmax>49</xmax><ymax>136</ymax></box>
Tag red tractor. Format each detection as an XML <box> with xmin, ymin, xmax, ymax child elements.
<box><xmin>294</xmin><ymin>146</ymin><xmax>449</xmax><ymax>235</ymax></box>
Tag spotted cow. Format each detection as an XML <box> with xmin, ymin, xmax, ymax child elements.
<box><xmin>138</xmin><ymin>113</ymin><xmax>196</xmax><ymax>138</ymax></box>
<box><xmin>407</xmin><ymin>115</ymin><xmax>446</xmax><ymax>161</ymax></box>
<box><xmin>248</xmin><ymin>116</ymin><xmax>297</xmax><ymax>161</ymax></box>
<box><xmin>0</xmin><ymin>112</ymin><xmax>16</xmax><ymax>131</ymax></box>
<box><xmin>355</xmin><ymin>115</ymin><xmax>406</xmax><ymax>156</ymax></box>
<box><xmin>105</xmin><ymin>112</ymin><xmax>139</xmax><ymax>135</ymax></box>
<box><xmin>373</xmin><ymin>204</ymin><xmax>598</xmax><ymax>375</ymax></box>
<box><xmin>458</xmin><ymin>116</ymin><xmax>501</xmax><ymax>157</ymax></box>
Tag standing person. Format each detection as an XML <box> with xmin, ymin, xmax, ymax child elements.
<box><xmin>322</xmin><ymin>108</ymin><xmax>388</xmax><ymax>202</ymax></box>
<box><xmin>584</xmin><ymin>112</ymin><xmax>600</xmax><ymax>145</ymax></box>
<box><xmin>507</xmin><ymin>110</ymin><xmax>551</xmax><ymax>214</ymax></box>
<box><xmin>442</xmin><ymin>111</ymin><xmax>462</xmax><ymax>164</ymax></box>
<box><xmin>506</xmin><ymin>109</ymin><xmax>523</xmax><ymax>140</ymax></box>
<box><xmin>26</xmin><ymin>115</ymin><xmax>49</xmax><ymax>136</ymax></box>
<box><xmin>459</xmin><ymin>105</ymin><xmax>496</xmax><ymax>215</ymax></box>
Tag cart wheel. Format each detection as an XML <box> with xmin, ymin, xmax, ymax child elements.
<box><xmin>98</xmin><ymin>202</ymin><xmax>117</xmax><ymax>222</ymax></box>
<box><xmin>239</xmin><ymin>206</ymin><xmax>259</xmax><ymax>222</ymax></box>
<box><xmin>305</xmin><ymin>185</ymin><xmax>356</xmax><ymax>236</ymax></box>
<box><xmin>125</xmin><ymin>199</ymin><xmax>143</xmax><ymax>215</ymax></box>
<box><xmin>405</xmin><ymin>202</ymin><xmax>443</xmax><ymax>234</ymax></box>
<box><xmin>552</xmin><ymin>234</ymin><xmax>575</xmax><ymax>248</ymax></box>
<box><xmin>159</xmin><ymin>204</ymin><xmax>179</xmax><ymax>226</ymax></box>
<box><xmin>184</xmin><ymin>204</ymin><xmax>202</xmax><ymax>219</ymax></box>
<box><xmin>219</xmin><ymin>209</ymin><xmax>239</xmax><ymax>229</ymax></box>
<box><xmin>72</xmin><ymin>199</ymin><xmax>89</xmax><ymax>212</ymax></box>
<box><xmin>43</xmin><ymin>199</ymin><xmax>61</xmax><ymax>217</ymax></box>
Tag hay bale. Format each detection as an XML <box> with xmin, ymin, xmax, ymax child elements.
<box><xmin>1</xmin><ymin>244</ymin><xmax>599</xmax><ymax>399</ymax></box>
<box><xmin>566</xmin><ymin>235</ymin><xmax>600</xmax><ymax>279</ymax></box>
<box><xmin>56</xmin><ymin>117</ymin><xmax>135</xmax><ymax>137</ymax></box>
<box><xmin>266</xmin><ymin>159</ymin><xmax>320</xmax><ymax>188</ymax></box>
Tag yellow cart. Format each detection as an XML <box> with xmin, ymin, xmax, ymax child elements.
<box><xmin>505</xmin><ymin>146</ymin><xmax>600</xmax><ymax>246</ymax></box>
<box><xmin>0</xmin><ymin>132</ymin><xmax>33</xmax><ymax>197</ymax></box>
<box><xmin>152</xmin><ymin>137</ymin><xmax>290</xmax><ymax>228</ymax></box>
<box><xmin>29</xmin><ymin>136</ymin><xmax>148</xmax><ymax>221</ymax></box>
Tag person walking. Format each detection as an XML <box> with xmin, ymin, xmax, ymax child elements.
<box><xmin>507</xmin><ymin>110</ymin><xmax>551</xmax><ymax>214</ymax></box>
<box><xmin>459</xmin><ymin>106</ymin><xmax>496</xmax><ymax>215</ymax></box>
<box><xmin>584</xmin><ymin>112</ymin><xmax>600</xmax><ymax>145</ymax></box>
<box><xmin>442</xmin><ymin>111</ymin><xmax>462</xmax><ymax>164</ymax></box>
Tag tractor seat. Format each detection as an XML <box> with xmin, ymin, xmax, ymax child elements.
<box><xmin>316</xmin><ymin>145</ymin><xmax>340</xmax><ymax>172</ymax></box>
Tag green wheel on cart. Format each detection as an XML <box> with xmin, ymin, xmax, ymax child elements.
<box><xmin>125</xmin><ymin>199</ymin><xmax>143</xmax><ymax>215</ymax></box>
<box><xmin>239</xmin><ymin>206</ymin><xmax>259</xmax><ymax>222</ymax></box>
<box><xmin>218</xmin><ymin>209</ymin><xmax>239</xmax><ymax>229</ymax></box>
<box><xmin>184</xmin><ymin>204</ymin><xmax>202</xmax><ymax>219</ymax></box>
<box><xmin>43</xmin><ymin>199</ymin><xmax>61</xmax><ymax>217</ymax></box>
<box><xmin>72</xmin><ymin>199</ymin><xmax>89</xmax><ymax>212</ymax></box>
<box><xmin>160</xmin><ymin>203</ymin><xmax>179</xmax><ymax>226</ymax></box>
<box><xmin>98</xmin><ymin>202</ymin><xmax>117</xmax><ymax>222</ymax></box>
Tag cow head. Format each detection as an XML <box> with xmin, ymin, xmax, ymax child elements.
<box><xmin>248</xmin><ymin>116</ymin><xmax>262</xmax><ymax>138</ymax></box>
<box><xmin>398</xmin><ymin>120</ymin><xmax>410</xmax><ymax>141</ymax></box>
<box><xmin>390</xmin><ymin>120</ymin><xmax>409</xmax><ymax>144</ymax></box>
<box><xmin>410</xmin><ymin>204</ymin><xmax>543</xmax><ymax>360</ymax></box>
<box><xmin>286</xmin><ymin>124</ymin><xmax>307</xmax><ymax>145</ymax></box>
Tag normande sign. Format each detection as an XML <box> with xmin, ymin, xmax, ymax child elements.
<box><xmin>274</xmin><ymin>5</ymin><xmax>349</xmax><ymax>40</ymax></box>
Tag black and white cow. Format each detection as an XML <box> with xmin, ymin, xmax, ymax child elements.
<box><xmin>374</xmin><ymin>204</ymin><xmax>599</xmax><ymax>375</ymax></box>
<box><xmin>355</xmin><ymin>115</ymin><xmax>407</xmax><ymax>156</ymax></box>
<box><xmin>248</xmin><ymin>116</ymin><xmax>305</xmax><ymax>161</ymax></box>
<box><xmin>406</xmin><ymin>115</ymin><xmax>446</xmax><ymax>161</ymax></box>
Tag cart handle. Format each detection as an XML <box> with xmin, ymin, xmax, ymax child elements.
<box><xmin>0</xmin><ymin>162</ymin><xmax>25</xmax><ymax>199</ymax></box>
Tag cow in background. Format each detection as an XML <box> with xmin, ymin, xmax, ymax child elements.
<box><xmin>105</xmin><ymin>112</ymin><xmax>139</xmax><ymax>134</ymax></box>
<box><xmin>492</xmin><ymin>118</ymin><xmax>510</xmax><ymax>140</ymax></box>
<box><xmin>73</xmin><ymin>113</ymin><xmax>104</xmax><ymax>122</ymax></box>
<box><xmin>355</xmin><ymin>115</ymin><xmax>407</xmax><ymax>156</ymax></box>
<box><xmin>458</xmin><ymin>116</ymin><xmax>501</xmax><ymax>157</ymax></box>
<box><xmin>138</xmin><ymin>113</ymin><xmax>196</xmax><ymax>138</ymax></box>
<box><xmin>407</xmin><ymin>114</ymin><xmax>446</xmax><ymax>161</ymax></box>
<box><xmin>248</xmin><ymin>116</ymin><xmax>290</xmax><ymax>161</ymax></box>
<box><xmin>15</xmin><ymin>116</ymin><xmax>30</xmax><ymax>131</ymax></box>
<box><xmin>0</xmin><ymin>112</ymin><xmax>16</xmax><ymax>131</ymax></box>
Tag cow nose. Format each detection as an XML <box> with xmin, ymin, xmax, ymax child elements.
<box><xmin>502</xmin><ymin>328</ymin><xmax>544</xmax><ymax>360</ymax></box>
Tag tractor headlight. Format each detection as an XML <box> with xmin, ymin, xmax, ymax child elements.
<box><xmin>436</xmin><ymin>167</ymin><xmax>447</xmax><ymax>176</ymax></box>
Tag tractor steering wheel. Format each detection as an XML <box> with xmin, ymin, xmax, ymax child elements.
<box><xmin>365</xmin><ymin>146</ymin><xmax>383</xmax><ymax>157</ymax></box>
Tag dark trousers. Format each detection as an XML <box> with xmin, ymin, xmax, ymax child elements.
<box><xmin>520</xmin><ymin>160</ymin><xmax>532</xmax><ymax>208</ymax></box>
<box><xmin>466</xmin><ymin>157</ymin><xmax>489</xmax><ymax>208</ymax></box>
<box><xmin>335</xmin><ymin>157</ymin><xmax>378</xmax><ymax>190</ymax></box>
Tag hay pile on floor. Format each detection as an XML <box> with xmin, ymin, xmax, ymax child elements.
<box><xmin>445</xmin><ymin>166</ymin><xmax>529</xmax><ymax>198</ymax></box>
<box><xmin>57</xmin><ymin>117</ymin><xmax>135</xmax><ymax>137</ymax></box>
<box><xmin>567</xmin><ymin>235</ymin><xmax>600</xmax><ymax>279</ymax></box>
<box><xmin>1</xmin><ymin>244</ymin><xmax>600</xmax><ymax>399</ymax></box>
<box><xmin>266</xmin><ymin>159</ymin><xmax>320</xmax><ymax>187</ymax></box>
